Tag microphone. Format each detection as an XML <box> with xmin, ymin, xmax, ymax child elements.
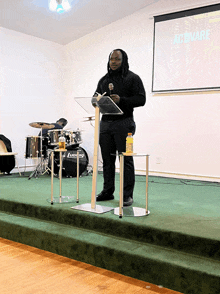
<box><xmin>108</xmin><ymin>83</ymin><xmax>114</xmax><ymax>95</ymax></box>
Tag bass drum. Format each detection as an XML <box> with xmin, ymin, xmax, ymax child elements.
<box><xmin>50</xmin><ymin>147</ymin><xmax>89</xmax><ymax>177</ymax></box>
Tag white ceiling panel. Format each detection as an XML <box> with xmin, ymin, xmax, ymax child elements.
<box><xmin>0</xmin><ymin>0</ymin><xmax>157</xmax><ymax>45</ymax></box>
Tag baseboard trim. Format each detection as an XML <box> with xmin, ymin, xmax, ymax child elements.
<box><xmin>114</xmin><ymin>168</ymin><xmax>220</xmax><ymax>183</ymax></box>
<box><xmin>12</xmin><ymin>164</ymin><xmax>220</xmax><ymax>183</ymax></box>
<box><xmin>141</xmin><ymin>170</ymin><xmax>220</xmax><ymax>183</ymax></box>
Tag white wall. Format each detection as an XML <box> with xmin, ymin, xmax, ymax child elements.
<box><xmin>64</xmin><ymin>0</ymin><xmax>220</xmax><ymax>181</ymax></box>
<box><xmin>1</xmin><ymin>0</ymin><xmax>220</xmax><ymax>181</ymax></box>
<box><xmin>0</xmin><ymin>27</ymin><xmax>68</xmax><ymax>170</ymax></box>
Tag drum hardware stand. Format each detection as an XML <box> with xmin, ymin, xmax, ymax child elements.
<box><xmin>28</xmin><ymin>123</ymin><xmax>55</xmax><ymax>180</ymax></box>
<box><xmin>83</xmin><ymin>164</ymin><xmax>93</xmax><ymax>176</ymax></box>
<box><xmin>28</xmin><ymin>155</ymin><xmax>49</xmax><ymax>179</ymax></box>
<box><xmin>40</xmin><ymin>153</ymin><xmax>58</xmax><ymax>177</ymax></box>
<box><xmin>28</xmin><ymin>160</ymin><xmax>57</xmax><ymax>179</ymax></box>
<box><xmin>28</xmin><ymin>149</ymin><xmax>57</xmax><ymax>179</ymax></box>
<box><xmin>28</xmin><ymin>127</ymin><xmax>44</xmax><ymax>179</ymax></box>
<box><xmin>28</xmin><ymin>159</ymin><xmax>44</xmax><ymax>179</ymax></box>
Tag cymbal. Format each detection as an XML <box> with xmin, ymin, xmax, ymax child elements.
<box><xmin>82</xmin><ymin>116</ymin><xmax>95</xmax><ymax>122</ymax></box>
<box><xmin>29</xmin><ymin>122</ymin><xmax>55</xmax><ymax>129</ymax></box>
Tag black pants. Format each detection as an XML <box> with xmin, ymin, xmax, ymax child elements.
<box><xmin>99</xmin><ymin>117</ymin><xmax>136</xmax><ymax>199</ymax></box>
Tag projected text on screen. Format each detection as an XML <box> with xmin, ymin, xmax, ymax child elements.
<box><xmin>152</xmin><ymin>4</ymin><xmax>220</xmax><ymax>92</ymax></box>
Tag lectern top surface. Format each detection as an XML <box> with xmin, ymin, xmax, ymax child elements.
<box><xmin>74</xmin><ymin>96</ymin><xmax>123</xmax><ymax>115</ymax></box>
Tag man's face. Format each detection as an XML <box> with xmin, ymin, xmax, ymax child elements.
<box><xmin>109</xmin><ymin>50</ymin><xmax>122</xmax><ymax>71</ymax></box>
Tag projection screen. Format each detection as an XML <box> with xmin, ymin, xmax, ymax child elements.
<box><xmin>152</xmin><ymin>3</ymin><xmax>220</xmax><ymax>92</ymax></box>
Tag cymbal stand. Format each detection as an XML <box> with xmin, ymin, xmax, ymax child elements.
<box><xmin>28</xmin><ymin>127</ymin><xmax>43</xmax><ymax>179</ymax></box>
<box><xmin>41</xmin><ymin>149</ymin><xmax>57</xmax><ymax>176</ymax></box>
<box><xmin>28</xmin><ymin>128</ymin><xmax>56</xmax><ymax>179</ymax></box>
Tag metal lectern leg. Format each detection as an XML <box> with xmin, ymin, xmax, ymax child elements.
<box><xmin>51</xmin><ymin>151</ymin><xmax>54</xmax><ymax>205</ymax></box>
<box><xmin>76</xmin><ymin>149</ymin><xmax>79</xmax><ymax>203</ymax></box>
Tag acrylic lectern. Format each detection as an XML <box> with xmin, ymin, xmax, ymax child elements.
<box><xmin>71</xmin><ymin>95</ymin><xmax>123</xmax><ymax>214</ymax></box>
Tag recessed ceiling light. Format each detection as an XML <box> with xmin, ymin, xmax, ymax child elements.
<box><xmin>49</xmin><ymin>0</ymin><xmax>71</xmax><ymax>13</ymax></box>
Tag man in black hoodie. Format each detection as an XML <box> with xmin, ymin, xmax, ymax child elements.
<box><xmin>93</xmin><ymin>49</ymin><xmax>146</xmax><ymax>206</ymax></box>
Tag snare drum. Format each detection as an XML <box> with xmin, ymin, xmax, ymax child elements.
<box><xmin>25</xmin><ymin>136</ymin><xmax>40</xmax><ymax>158</ymax></box>
<box><xmin>48</xmin><ymin>129</ymin><xmax>62</xmax><ymax>145</ymax></box>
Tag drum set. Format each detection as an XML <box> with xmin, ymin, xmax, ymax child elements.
<box><xmin>26</xmin><ymin>122</ymin><xmax>88</xmax><ymax>179</ymax></box>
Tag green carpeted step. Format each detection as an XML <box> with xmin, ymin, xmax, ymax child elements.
<box><xmin>0</xmin><ymin>198</ymin><xmax>219</xmax><ymax>261</ymax></box>
<box><xmin>0</xmin><ymin>211</ymin><xmax>219</xmax><ymax>294</ymax></box>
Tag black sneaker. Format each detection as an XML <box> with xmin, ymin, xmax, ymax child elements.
<box><xmin>96</xmin><ymin>191</ymin><xmax>114</xmax><ymax>201</ymax></box>
<box><xmin>123</xmin><ymin>196</ymin><xmax>133</xmax><ymax>206</ymax></box>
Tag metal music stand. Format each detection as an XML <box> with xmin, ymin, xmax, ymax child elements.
<box><xmin>71</xmin><ymin>96</ymin><xmax>123</xmax><ymax>214</ymax></box>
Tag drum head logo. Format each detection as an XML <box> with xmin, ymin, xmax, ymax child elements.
<box><xmin>67</xmin><ymin>151</ymin><xmax>84</xmax><ymax>159</ymax></box>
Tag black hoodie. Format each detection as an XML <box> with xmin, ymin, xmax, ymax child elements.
<box><xmin>94</xmin><ymin>49</ymin><xmax>146</xmax><ymax>121</ymax></box>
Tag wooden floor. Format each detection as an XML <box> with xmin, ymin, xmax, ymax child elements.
<box><xmin>0</xmin><ymin>238</ymin><xmax>182</xmax><ymax>294</ymax></box>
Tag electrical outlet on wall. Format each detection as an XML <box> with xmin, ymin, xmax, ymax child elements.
<box><xmin>156</xmin><ymin>157</ymin><xmax>162</xmax><ymax>164</ymax></box>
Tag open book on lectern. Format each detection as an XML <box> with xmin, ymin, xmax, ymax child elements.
<box><xmin>96</xmin><ymin>96</ymin><xmax>123</xmax><ymax>115</ymax></box>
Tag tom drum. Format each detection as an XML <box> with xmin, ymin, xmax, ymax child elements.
<box><xmin>25</xmin><ymin>136</ymin><xmax>40</xmax><ymax>158</ymax></box>
<box><xmin>65</xmin><ymin>130</ymin><xmax>82</xmax><ymax>146</ymax></box>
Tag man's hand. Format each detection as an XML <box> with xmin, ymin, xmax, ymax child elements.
<box><xmin>92</xmin><ymin>92</ymin><xmax>107</xmax><ymax>107</ymax></box>
<box><xmin>110</xmin><ymin>94</ymin><xmax>120</xmax><ymax>104</ymax></box>
<box><xmin>91</xmin><ymin>97</ymin><xmax>97</xmax><ymax>107</ymax></box>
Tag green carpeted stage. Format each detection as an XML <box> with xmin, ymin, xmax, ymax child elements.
<box><xmin>0</xmin><ymin>172</ymin><xmax>219</xmax><ymax>294</ymax></box>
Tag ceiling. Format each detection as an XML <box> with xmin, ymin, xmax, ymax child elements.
<box><xmin>0</xmin><ymin>0</ymin><xmax>158</xmax><ymax>45</ymax></box>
